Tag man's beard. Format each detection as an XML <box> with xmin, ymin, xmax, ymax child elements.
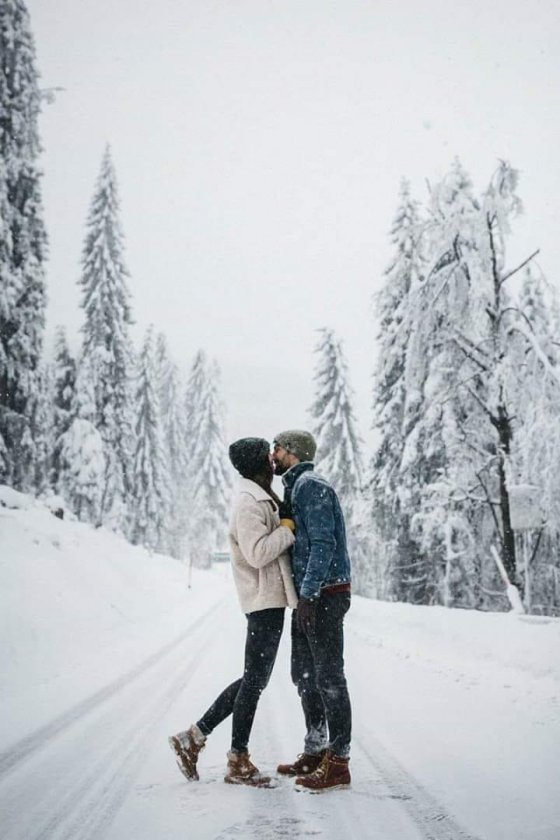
<box><xmin>273</xmin><ymin>460</ymin><xmax>288</xmax><ymax>476</ymax></box>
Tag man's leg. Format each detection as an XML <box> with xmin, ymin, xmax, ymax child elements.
<box><xmin>290</xmin><ymin>609</ymin><xmax>328</xmax><ymax>755</ymax></box>
<box><xmin>308</xmin><ymin>592</ymin><xmax>351</xmax><ymax>757</ymax></box>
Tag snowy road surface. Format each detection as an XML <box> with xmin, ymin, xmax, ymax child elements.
<box><xmin>1</xmin><ymin>587</ymin><xmax>558</xmax><ymax>840</ymax></box>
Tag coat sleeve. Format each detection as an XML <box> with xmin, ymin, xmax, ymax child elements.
<box><xmin>235</xmin><ymin>496</ymin><xmax>295</xmax><ymax>569</ymax></box>
<box><xmin>296</xmin><ymin>480</ymin><xmax>336</xmax><ymax>599</ymax></box>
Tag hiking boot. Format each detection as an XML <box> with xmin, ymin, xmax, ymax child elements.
<box><xmin>295</xmin><ymin>750</ymin><xmax>351</xmax><ymax>793</ymax></box>
<box><xmin>277</xmin><ymin>750</ymin><xmax>326</xmax><ymax>776</ymax></box>
<box><xmin>168</xmin><ymin>724</ymin><xmax>206</xmax><ymax>781</ymax></box>
<box><xmin>224</xmin><ymin>750</ymin><xmax>273</xmax><ymax>788</ymax></box>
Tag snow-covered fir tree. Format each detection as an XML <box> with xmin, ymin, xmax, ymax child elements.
<box><xmin>31</xmin><ymin>363</ymin><xmax>54</xmax><ymax>495</ymax></box>
<box><xmin>184</xmin><ymin>349</ymin><xmax>207</xmax><ymax>462</ymax></box>
<box><xmin>518</xmin><ymin>267</ymin><xmax>559</xmax><ymax>368</ymax></box>
<box><xmin>0</xmin><ymin>0</ymin><xmax>48</xmax><ymax>491</ymax></box>
<box><xmin>76</xmin><ymin>146</ymin><xmax>135</xmax><ymax>531</ymax></box>
<box><xmin>50</xmin><ymin>326</ymin><xmax>76</xmax><ymax>489</ymax></box>
<box><xmin>130</xmin><ymin>326</ymin><xmax>170</xmax><ymax>552</ymax></box>
<box><xmin>155</xmin><ymin>332</ymin><xmax>189</xmax><ymax>558</ymax></box>
<box><xmin>370</xmin><ymin>180</ymin><xmax>425</xmax><ymax>601</ymax></box>
<box><xmin>510</xmin><ymin>269</ymin><xmax>560</xmax><ymax>613</ymax></box>
<box><xmin>372</xmin><ymin>161</ymin><xmax>560</xmax><ymax>613</ymax></box>
<box><xmin>310</xmin><ymin>327</ymin><xmax>363</xmax><ymax>503</ymax></box>
<box><xmin>309</xmin><ymin>327</ymin><xmax>368</xmax><ymax>590</ymax></box>
<box><xmin>56</xmin><ymin>358</ymin><xmax>105</xmax><ymax>523</ymax></box>
<box><xmin>184</xmin><ymin>353</ymin><xmax>231</xmax><ymax>568</ymax></box>
<box><xmin>401</xmin><ymin>159</ymin><xmax>491</xmax><ymax>608</ymax></box>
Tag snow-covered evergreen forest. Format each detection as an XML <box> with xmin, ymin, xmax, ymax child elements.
<box><xmin>2</xmin><ymin>1</ymin><xmax>559</xmax><ymax>613</ymax></box>
<box><xmin>0</xmin><ymin>1</ymin><xmax>230</xmax><ymax>567</ymax></box>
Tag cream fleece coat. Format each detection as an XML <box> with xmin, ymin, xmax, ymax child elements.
<box><xmin>228</xmin><ymin>478</ymin><xmax>298</xmax><ymax>614</ymax></box>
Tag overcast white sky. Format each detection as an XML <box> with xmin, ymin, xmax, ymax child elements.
<box><xmin>28</xmin><ymin>0</ymin><xmax>559</xmax><ymax>448</ymax></box>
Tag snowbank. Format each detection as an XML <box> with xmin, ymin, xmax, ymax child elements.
<box><xmin>350</xmin><ymin>595</ymin><xmax>560</xmax><ymax>683</ymax></box>
<box><xmin>0</xmin><ymin>492</ymin><xmax>229</xmax><ymax>747</ymax></box>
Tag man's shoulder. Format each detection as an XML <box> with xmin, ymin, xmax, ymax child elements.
<box><xmin>293</xmin><ymin>469</ymin><xmax>333</xmax><ymax>496</ymax></box>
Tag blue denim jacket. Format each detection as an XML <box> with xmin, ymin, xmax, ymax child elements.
<box><xmin>282</xmin><ymin>462</ymin><xmax>351</xmax><ymax>599</ymax></box>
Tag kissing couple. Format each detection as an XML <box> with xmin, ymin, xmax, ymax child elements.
<box><xmin>169</xmin><ymin>430</ymin><xmax>352</xmax><ymax>793</ymax></box>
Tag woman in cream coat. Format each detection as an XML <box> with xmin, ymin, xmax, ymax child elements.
<box><xmin>169</xmin><ymin>437</ymin><xmax>297</xmax><ymax>788</ymax></box>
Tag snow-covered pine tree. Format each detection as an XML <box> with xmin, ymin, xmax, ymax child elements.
<box><xmin>370</xmin><ymin>180</ymin><xmax>425</xmax><ymax>601</ymax></box>
<box><xmin>310</xmin><ymin>327</ymin><xmax>363</xmax><ymax>504</ymax></box>
<box><xmin>401</xmin><ymin>160</ymin><xmax>489</xmax><ymax>609</ymax></box>
<box><xmin>309</xmin><ymin>327</ymin><xmax>368</xmax><ymax>590</ymax></box>
<box><xmin>518</xmin><ymin>267</ymin><xmax>559</xmax><ymax>368</ymax></box>
<box><xmin>31</xmin><ymin>362</ymin><xmax>53</xmax><ymax>495</ymax></box>
<box><xmin>50</xmin><ymin>326</ymin><xmax>76</xmax><ymax>489</ymax></box>
<box><xmin>57</xmin><ymin>358</ymin><xmax>105</xmax><ymax>523</ymax></box>
<box><xmin>77</xmin><ymin>146</ymin><xmax>135</xmax><ymax>531</ymax></box>
<box><xmin>130</xmin><ymin>326</ymin><xmax>170</xmax><ymax>552</ymax></box>
<box><xmin>155</xmin><ymin>332</ymin><xmax>189</xmax><ymax>558</ymax></box>
<box><xmin>510</xmin><ymin>269</ymin><xmax>560</xmax><ymax>613</ymax></box>
<box><xmin>184</xmin><ymin>349</ymin><xmax>207</xmax><ymax>463</ymax></box>
<box><xmin>155</xmin><ymin>332</ymin><xmax>172</xmax><ymax>416</ymax></box>
<box><xmin>0</xmin><ymin>0</ymin><xmax>48</xmax><ymax>491</ymax></box>
<box><xmin>185</xmin><ymin>354</ymin><xmax>231</xmax><ymax>568</ymax></box>
<box><xmin>372</xmin><ymin>163</ymin><xmax>560</xmax><ymax>613</ymax></box>
<box><xmin>407</xmin><ymin>161</ymin><xmax>560</xmax><ymax>611</ymax></box>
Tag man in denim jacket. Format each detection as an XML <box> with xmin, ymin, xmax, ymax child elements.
<box><xmin>272</xmin><ymin>430</ymin><xmax>352</xmax><ymax>792</ymax></box>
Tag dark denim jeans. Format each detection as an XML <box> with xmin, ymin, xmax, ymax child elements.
<box><xmin>196</xmin><ymin>607</ymin><xmax>284</xmax><ymax>753</ymax></box>
<box><xmin>291</xmin><ymin>591</ymin><xmax>351</xmax><ymax>757</ymax></box>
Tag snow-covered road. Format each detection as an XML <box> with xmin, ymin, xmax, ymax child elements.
<box><xmin>2</xmin><ymin>590</ymin><xmax>558</xmax><ymax>840</ymax></box>
<box><xmin>0</xmin><ymin>597</ymin><xmax>471</xmax><ymax>840</ymax></box>
<box><xmin>1</xmin><ymin>501</ymin><xmax>559</xmax><ymax>839</ymax></box>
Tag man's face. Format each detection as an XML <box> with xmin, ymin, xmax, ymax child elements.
<box><xmin>272</xmin><ymin>443</ymin><xmax>297</xmax><ymax>475</ymax></box>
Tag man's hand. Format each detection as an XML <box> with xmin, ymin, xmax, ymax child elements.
<box><xmin>296</xmin><ymin>597</ymin><xmax>317</xmax><ymax>634</ymax></box>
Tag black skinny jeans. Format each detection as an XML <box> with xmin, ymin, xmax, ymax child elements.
<box><xmin>291</xmin><ymin>591</ymin><xmax>351</xmax><ymax>757</ymax></box>
<box><xmin>196</xmin><ymin>607</ymin><xmax>284</xmax><ymax>753</ymax></box>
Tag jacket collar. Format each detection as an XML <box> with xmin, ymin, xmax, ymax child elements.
<box><xmin>282</xmin><ymin>461</ymin><xmax>314</xmax><ymax>491</ymax></box>
<box><xmin>238</xmin><ymin>477</ymin><xmax>275</xmax><ymax>503</ymax></box>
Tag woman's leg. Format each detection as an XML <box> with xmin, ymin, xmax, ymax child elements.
<box><xmin>230</xmin><ymin>608</ymin><xmax>285</xmax><ymax>753</ymax></box>
<box><xmin>196</xmin><ymin>677</ymin><xmax>242</xmax><ymax>737</ymax></box>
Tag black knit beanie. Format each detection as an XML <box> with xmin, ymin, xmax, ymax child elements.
<box><xmin>229</xmin><ymin>437</ymin><xmax>271</xmax><ymax>478</ymax></box>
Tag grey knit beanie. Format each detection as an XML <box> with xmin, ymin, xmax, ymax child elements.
<box><xmin>273</xmin><ymin>430</ymin><xmax>317</xmax><ymax>462</ymax></box>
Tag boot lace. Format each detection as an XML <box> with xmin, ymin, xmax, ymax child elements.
<box><xmin>311</xmin><ymin>751</ymin><xmax>330</xmax><ymax>780</ymax></box>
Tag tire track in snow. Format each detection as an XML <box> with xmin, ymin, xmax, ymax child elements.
<box><xmin>346</xmin><ymin>618</ymin><xmax>483</xmax><ymax>839</ymax></box>
<box><xmin>0</xmin><ymin>600</ymin><xmax>225</xmax><ymax>840</ymax></box>
<box><xmin>353</xmin><ymin>735</ymin><xmax>481</xmax><ymax>840</ymax></box>
<box><xmin>34</xmin><ymin>632</ymin><xmax>214</xmax><ymax>840</ymax></box>
<box><xmin>0</xmin><ymin>598</ymin><xmax>225</xmax><ymax>780</ymax></box>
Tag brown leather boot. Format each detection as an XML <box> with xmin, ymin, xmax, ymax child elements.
<box><xmin>224</xmin><ymin>751</ymin><xmax>273</xmax><ymax>788</ymax></box>
<box><xmin>168</xmin><ymin>724</ymin><xmax>206</xmax><ymax>781</ymax></box>
<box><xmin>295</xmin><ymin>750</ymin><xmax>351</xmax><ymax>792</ymax></box>
<box><xmin>277</xmin><ymin>750</ymin><xmax>326</xmax><ymax>776</ymax></box>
